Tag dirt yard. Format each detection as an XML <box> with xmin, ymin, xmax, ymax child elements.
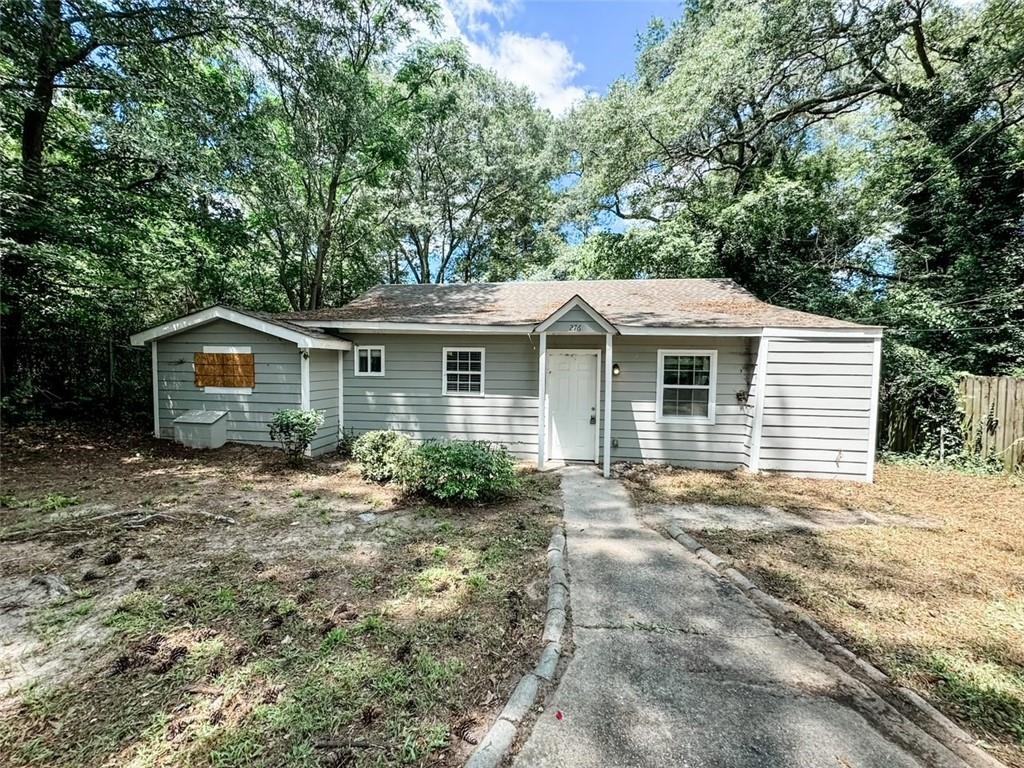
<box><xmin>623</xmin><ymin>462</ymin><xmax>1024</xmax><ymax>767</ymax></box>
<box><xmin>0</xmin><ymin>423</ymin><xmax>560</xmax><ymax>768</ymax></box>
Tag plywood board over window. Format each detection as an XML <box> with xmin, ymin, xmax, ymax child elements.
<box><xmin>194</xmin><ymin>352</ymin><xmax>255</xmax><ymax>389</ymax></box>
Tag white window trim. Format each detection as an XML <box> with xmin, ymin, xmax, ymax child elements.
<box><xmin>442</xmin><ymin>346</ymin><xmax>485</xmax><ymax>396</ymax></box>
<box><xmin>200</xmin><ymin>345</ymin><xmax>253</xmax><ymax>394</ymax></box>
<box><xmin>656</xmin><ymin>349</ymin><xmax>717</xmax><ymax>425</ymax></box>
<box><xmin>354</xmin><ymin>344</ymin><xmax>386</xmax><ymax>377</ymax></box>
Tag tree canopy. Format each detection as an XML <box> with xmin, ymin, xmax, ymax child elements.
<box><xmin>1</xmin><ymin>0</ymin><xmax>1021</xmax><ymax>451</ymax></box>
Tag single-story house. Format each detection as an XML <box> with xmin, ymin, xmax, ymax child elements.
<box><xmin>130</xmin><ymin>279</ymin><xmax>883</xmax><ymax>481</ymax></box>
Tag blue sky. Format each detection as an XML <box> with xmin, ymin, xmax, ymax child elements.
<box><xmin>433</xmin><ymin>0</ymin><xmax>684</xmax><ymax>112</ymax></box>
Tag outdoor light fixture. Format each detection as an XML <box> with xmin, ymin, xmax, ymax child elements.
<box><xmin>612</xmin><ymin>363</ymin><xmax>621</xmax><ymax>376</ymax></box>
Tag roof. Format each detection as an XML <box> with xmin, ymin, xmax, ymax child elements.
<box><xmin>130</xmin><ymin>305</ymin><xmax>351</xmax><ymax>349</ymax></box>
<box><xmin>277</xmin><ymin>279</ymin><xmax>877</xmax><ymax>330</ymax></box>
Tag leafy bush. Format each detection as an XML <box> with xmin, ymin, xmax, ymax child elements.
<box><xmin>352</xmin><ymin>430</ymin><xmax>414</xmax><ymax>482</ymax></box>
<box><xmin>404</xmin><ymin>440</ymin><xmax>518</xmax><ymax>503</ymax></box>
<box><xmin>269</xmin><ymin>409</ymin><xmax>325</xmax><ymax>465</ymax></box>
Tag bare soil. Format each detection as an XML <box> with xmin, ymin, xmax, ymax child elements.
<box><xmin>622</xmin><ymin>462</ymin><xmax>1024</xmax><ymax>767</ymax></box>
<box><xmin>0</xmin><ymin>423</ymin><xmax>560</xmax><ymax>767</ymax></box>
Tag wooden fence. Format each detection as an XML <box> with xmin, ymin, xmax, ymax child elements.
<box><xmin>959</xmin><ymin>375</ymin><xmax>1024</xmax><ymax>472</ymax></box>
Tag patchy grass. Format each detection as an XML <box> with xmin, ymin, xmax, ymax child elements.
<box><xmin>0</xmin><ymin>423</ymin><xmax>560</xmax><ymax>767</ymax></box>
<box><xmin>625</xmin><ymin>462</ymin><xmax>1024</xmax><ymax>767</ymax></box>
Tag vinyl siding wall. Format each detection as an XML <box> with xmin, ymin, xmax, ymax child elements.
<box><xmin>155</xmin><ymin>320</ymin><xmax>300</xmax><ymax>448</ymax></box>
<box><xmin>343</xmin><ymin>333</ymin><xmax>540</xmax><ymax>458</ymax></box>
<box><xmin>308</xmin><ymin>349</ymin><xmax>341</xmax><ymax>456</ymax></box>
<box><xmin>758</xmin><ymin>337</ymin><xmax>875</xmax><ymax>479</ymax></box>
<box><xmin>604</xmin><ymin>336</ymin><xmax>754</xmax><ymax>470</ymax></box>
<box><xmin>545</xmin><ymin>306</ymin><xmax>609</xmax><ymax>335</ymax></box>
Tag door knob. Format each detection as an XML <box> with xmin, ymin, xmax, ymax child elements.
<box><xmin>590</xmin><ymin>414</ymin><xmax>596</xmax><ymax>424</ymax></box>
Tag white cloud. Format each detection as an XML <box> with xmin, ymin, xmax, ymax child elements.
<box><xmin>426</xmin><ymin>0</ymin><xmax>587</xmax><ymax>115</ymax></box>
<box><xmin>466</xmin><ymin>33</ymin><xmax>586</xmax><ymax>115</ymax></box>
<box><xmin>448</xmin><ymin>0</ymin><xmax>520</xmax><ymax>34</ymax></box>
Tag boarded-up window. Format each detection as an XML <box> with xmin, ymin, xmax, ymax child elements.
<box><xmin>194</xmin><ymin>352</ymin><xmax>255</xmax><ymax>389</ymax></box>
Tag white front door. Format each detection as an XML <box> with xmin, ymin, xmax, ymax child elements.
<box><xmin>547</xmin><ymin>351</ymin><xmax>599</xmax><ymax>461</ymax></box>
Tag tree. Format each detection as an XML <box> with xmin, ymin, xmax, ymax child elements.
<box><xmin>235</xmin><ymin>0</ymin><xmax>439</xmax><ymax>310</ymax></box>
<box><xmin>563</xmin><ymin>0</ymin><xmax>1024</xmax><ymax>449</ymax></box>
<box><xmin>383</xmin><ymin>51</ymin><xmax>556</xmax><ymax>283</ymax></box>
<box><xmin>0</xmin><ymin>0</ymin><xmax>250</xmax><ymax>385</ymax></box>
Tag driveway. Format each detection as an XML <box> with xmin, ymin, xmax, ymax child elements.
<box><xmin>513</xmin><ymin>467</ymin><xmax>971</xmax><ymax>768</ymax></box>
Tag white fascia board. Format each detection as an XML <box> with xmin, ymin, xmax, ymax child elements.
<box><xmin>618</xmin><ymin>326</ymin><xmax>763</xmax><ymax>337</ymax></box>
<box><xmin>130</xmin><ymin>306</ymin><xmax>350</xmax><ymax>350</ymax></box>
<box><xmin>619</xmin><ymin>325</ymin><xmax>882</xmax><ymax>339</ymax></box>
<box><xmin>762</xmin><ymin>326</ymin><xmax>883</xmax><ymax>339</ymax></box>
<box><xmin>291</xmin><ymin>320</ymin><xmax>533</xmax><ymax>334</ymax></box>
<box><xmin>534</xmin><ymin>294</ymin><xmax>619</xmax><ymax>335</ymax></box>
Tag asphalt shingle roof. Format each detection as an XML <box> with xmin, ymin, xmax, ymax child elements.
<box><xmin>277</xmin><ymin>279</ymin><xmax>875</xmax><ymax>330</ymax></box>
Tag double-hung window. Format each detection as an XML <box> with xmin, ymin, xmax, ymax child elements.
<box><xmin>443</xmin><ymin>347</ymin><xmax>484</xmax><ymax>395</ymax></box>
<box><xmin>656</xmin><ymin>349</ymin><xmax>717</xmax><ymax>423</ymax></box>
<box><xmin>355</xmin><ymin>345</ymin><xmax>385</xmax><ymax>376</ymax></box>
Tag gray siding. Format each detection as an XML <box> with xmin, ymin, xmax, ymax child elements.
<box><xmin>342</xmin><ymin>333</ymin><xmax>755</xmax><ymax>470</ymax></box>
<box><xmin>605</xmin><ymin>336</ymin><xmax>754</xmax><ymax>470</ymax></box>
<box><xmin>343</xmin><ymin>334</ymin><xmax>539</xmax><ymax>457</ymax></box>
<box><xmin>758</xmin><ymin>338</ymin><xmax>874</xmax><ymax>479</ymax></box>
<box><xmin>156</xmin><ymin>320</ymin><xmax>300</xmax><ymax>448</ymax></box>
<box><xmin>308</xmin><ymin>349</ymin><xmax>341</xmax><ymax>456</ymax></box>
<box><xmin>545</xmin><ymin>306</ymin><xmax>609</xmax><ymax>335</ymax></box>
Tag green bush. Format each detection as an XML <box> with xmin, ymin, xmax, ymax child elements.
<box><xmin>269</xmin><ymin>409</ymin><xmax>325</xmax><ymax>465</ymax></box>
<box><xmin>404</xmin><ymin>440</ymin><xmax>519</xmax><ymax>503</ymax></box>
<box><xmin>352</xmin><ymin>430</ymin><xmax>414</xmax><ymax>482</ymax></box>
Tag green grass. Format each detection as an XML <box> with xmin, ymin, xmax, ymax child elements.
<box><xmin>924</xmin><ymin>652</ymin><xmax>1024</xmax><ymax>745</ymax></box>
<box><xmin>31</xmin><ymin>597</ymin><xmax>95</xmax><ymax>642</ymax></box>
<box><xmin>0</xmin><ymin>469</ymin><xmax>561</xmax><ymax>768</ymax></box>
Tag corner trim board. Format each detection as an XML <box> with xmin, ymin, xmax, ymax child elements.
<box><xmin>748</xmin><ymin>336</ymin><xmax>770</xmax><ymax>472</ymax></box>
<box><xmin>151</xmin><ymin>341</ymin><xmax>160</xmax><ymax>438</ymax></box>
<box><xmin>865</xmin><ymin>336</ymin><xmax>882</xmax><ymax>482</ymax></box>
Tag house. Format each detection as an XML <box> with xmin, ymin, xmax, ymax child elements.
<box><xmin>129</xmin><ymin>279</ymin><xmax>883</xmax><ymax>481</ymax></box>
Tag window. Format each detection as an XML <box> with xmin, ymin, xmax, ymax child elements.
<box><xmin>656</xmin><ymin>349</ymin><xmax>716</xmax><ymax>423</ymax></box>
<box><xmin>443</xmin><ymin>347</ymin><xmax>484</xmax><ymax>395</ymax></box>
<box><xmin>195</xmin><ymin>345</ymin><xmax>254</xmax><ymax>394</ymax></box>
<box><xmin>355</xmin><ymin>345</ymin><xmax>385</xmax><ymax>376</ymax></box>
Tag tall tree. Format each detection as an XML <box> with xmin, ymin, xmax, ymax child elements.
<box><xmin>0</xmin><ymin>0</ymin><xmax>243</xmax><ymax>384</ymax></box>
<box><xmin>236</xmin><ymin>0</ymin><xmax>438</xmax><ymax>310</ymax></box>
<box><xmin>384</xmin><ymin>52</ymin><xmax>556</xmax><ymax>284</ymax></box>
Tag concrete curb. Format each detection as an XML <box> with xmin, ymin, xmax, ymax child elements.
<box><xmin>465</xmin><ymin>523</ymin><xmax>568</xmax><ymax>768</ymax></box>
<box><xmin>663</xmin><ymin>524</ymin><xmax>1009</xmax><ymax>768</ymax></box>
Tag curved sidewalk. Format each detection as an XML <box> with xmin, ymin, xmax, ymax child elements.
<box><xmin>513</xmin><ymin>466</ymin><xmax>971</xmax><ymax>768</ymax></box>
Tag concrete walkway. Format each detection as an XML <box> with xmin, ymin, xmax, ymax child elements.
<box><xmin>514</xmin><ymin>466</ymin><xmax>969</xmax><ymax>768</ymax></box>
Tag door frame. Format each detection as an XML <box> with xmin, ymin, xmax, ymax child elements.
<box><xmin>545</xmin><ymin>348</ymin><xmax>602</xmax><ymax>463</ymax></box>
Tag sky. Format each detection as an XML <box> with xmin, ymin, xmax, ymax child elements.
<box><xmin>432</xmin><ymin>0</ymin><xmax>684</xmax><ymax>113</ymax></box>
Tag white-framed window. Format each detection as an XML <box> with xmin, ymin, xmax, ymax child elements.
<box><xmin>442</xmin><ymin>347</ymin><xmax>484</xmax><ymax>395</ymax></box>
<box><xmin>198</xmin><ymin>345</ymin><xmax>253</xmax><ymax>394</ymax></box>
<box><xmin>656</xmin><ymin>349</ymin><xmax>717</xmax><ymax>424</ymax></box>
<box><xmin>354</xmin><ymin>345</ymin><xmax>385</xmax><ymax>377</ymax></box>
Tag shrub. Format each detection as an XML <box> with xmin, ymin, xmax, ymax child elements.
<box><xmin>269</xmin><ymin>409</ymin><xmax>325</xmax><ymax>466</ymax></box>
<box><xmin>404</xmin><ymin>440</ymin><xmax>518</xmax><ymax>503</ymax></box>
<box><xmin>352</xmin><ymin>430</ymin><xmax>414</xmax><ymax>482</ymax></box>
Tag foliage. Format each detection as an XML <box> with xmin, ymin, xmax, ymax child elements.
<box><xmin>403</xmin><ymin>440</ymin><xmax>519</xmax><ymax>503</ymax></box>
<box><xmin>268</xmin><ymin>409</ymin><xmax>325</xmax><ymax>465</ymax></box>
<box><xmin>561</xmin><ymin>0</ymin><xmax>1024</xmax><ymax>456</ymax></box>
<box><xmin>352</xmin><ymin>429</ymin><xmax>414</xmax><ymax>483</ymax></box>
<box><xmin>384</xmin><ymin>52</ymin><xmax>557</xmax><ymax>283</ymax></box>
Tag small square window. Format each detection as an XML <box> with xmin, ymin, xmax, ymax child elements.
<box><xmin>355</xmin><ymin>345</ymin><xmax>385</xmax><ymax>376</ymax></box>
<box><xmin>443</xmin><ymin>348</ymin><xmax>484</xmax><ymax>396</ymax></box>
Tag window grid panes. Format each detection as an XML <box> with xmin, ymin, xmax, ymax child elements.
<box><xmin>444</xmin><ymin>350</ymin><xmax>482</xmax><ymax>394</ymax></box>
<box><xmin>660</xmin><ymin>354</ymin><xmax>712</xmax><ymax>418</ymax></box>
<box><xmin>357</xmin><ymin>347</ymin><xmax>383</xmax><ymax>375</ymax></box>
